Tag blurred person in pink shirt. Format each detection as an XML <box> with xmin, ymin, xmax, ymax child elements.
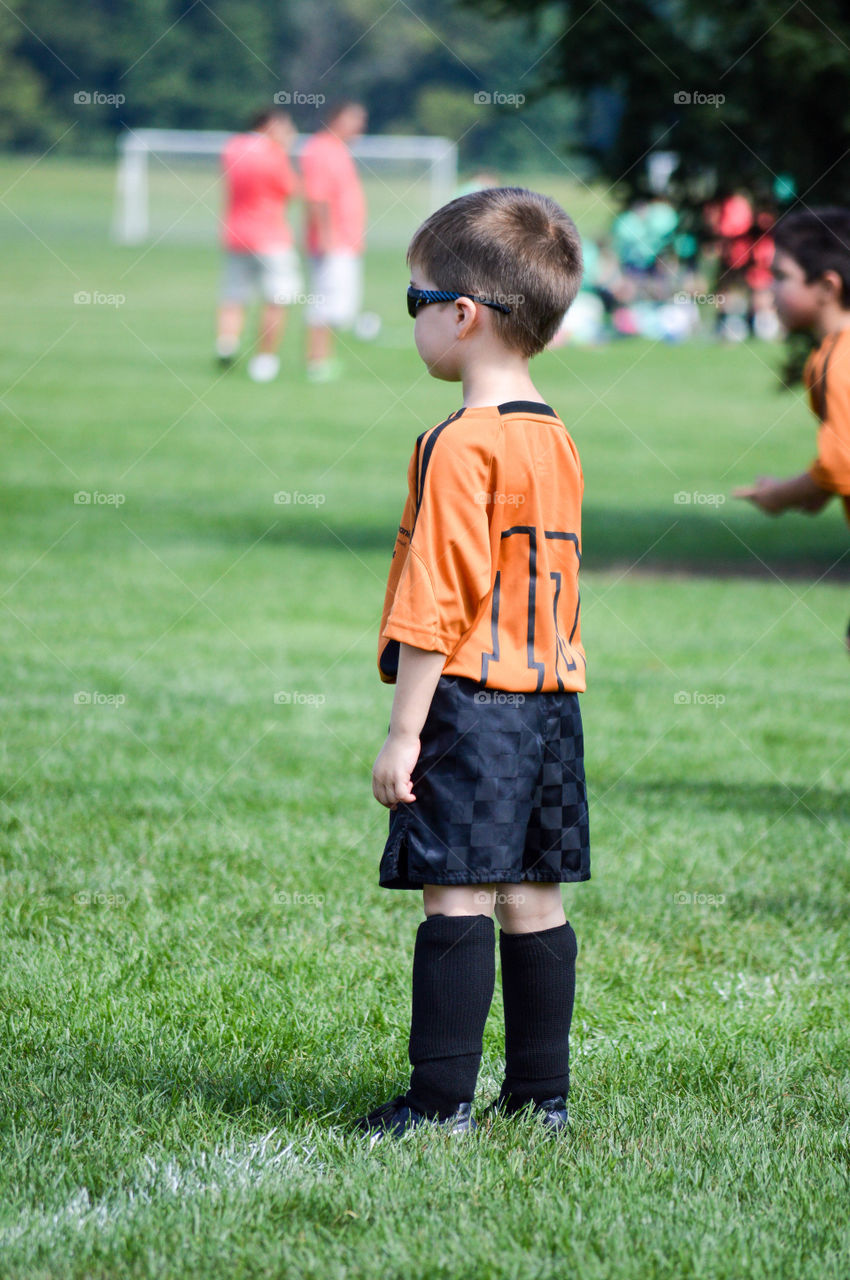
<box><xmin>216</xmin><ymin>108</ymin><xmax>302</xmax><ymax>383</ymax></box>
<box><xmin>300</xmin><ymin>101</ymin><xmax>367</xmax><ymax>382</ymax></box>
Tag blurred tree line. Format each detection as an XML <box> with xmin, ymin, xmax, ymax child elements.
<box><xmin>6</xmin><ymin>0</ymin><xmax>848</xmax><ymax>203</ymax></box>
<box><xmin>0</xmin><ymin>0</ymin><xmax>580</xmax><ymax>171</ymax></box>
<box><xmin>464</xmin><ymin>0</ymin><xmax>850</xmax><ymax>205</ymax></box>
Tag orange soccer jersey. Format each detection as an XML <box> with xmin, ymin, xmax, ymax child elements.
<box><xmin>377</xmin><ymin>401</ymin><xmax>586</xmax><ymax>693</ymax></box>
<box><xmin>805</xmin><ymin>327</ymin><xmax>850</xmax><ymax>523</ymax></box>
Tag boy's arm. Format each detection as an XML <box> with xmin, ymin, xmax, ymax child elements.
<box><xmin>732</xmin><ymin>471</ymin><xmax>833</xmax><ymax>515</ymax></box>
<box><xmin>372</xmin><ymin>642</ymin><xmax>446</xmax><ymax>809</ymax></box>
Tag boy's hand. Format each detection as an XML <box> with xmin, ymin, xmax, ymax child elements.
<box><xmin>733</xmin><ymin>471</ymin><xmax>832</xmax><ymax>516</ymax></box>
<box><xmin>732</xmin><ymin>476</ymin><xmax>786</xmax><ymax>515</ymax></box>
<box><xmin>372</xmin><ymin>732</ymin><xmax>421</xmax><ymax>809</ymax></box>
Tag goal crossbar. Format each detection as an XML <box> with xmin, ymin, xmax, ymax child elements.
<box><xmin>113</xmin><ymin>127</ymin><xmax>458</xmax><ymax>244</ymax></box>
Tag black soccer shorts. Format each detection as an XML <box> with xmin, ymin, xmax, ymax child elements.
<box><xmin>378</xmin><ymin>673</ymin><xmax>590</xmax><ymax>890</ymax></box>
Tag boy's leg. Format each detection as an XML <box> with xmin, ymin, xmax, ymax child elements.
<box><xmin>493</xmin><ymin>882</ymin><xmax>577</xmax><ymax>1110</ymax></box>
<box><xmin>494</xmin><ymin>882</ymin><xmax>565</xmax><ymax>933</ymax></box>
<box><xmin>422</xmin><ymin>884</ymin><xmax>495</xmax><ymax>917</ymax></box>
<box><xmin>404</xmin><ymin>884</ymin><xmax>496</xmax><ymax>1118</ymax></box>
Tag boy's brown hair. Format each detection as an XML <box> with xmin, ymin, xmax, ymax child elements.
<box><xmin>773</xmin><ymin>206</ymin><xmax>850</xmax><ymax>308</ymax></box>
<box><xmin>407</xmin><ymin>187</ymin><xmax>583</xmax><ymax>357</ymax></box>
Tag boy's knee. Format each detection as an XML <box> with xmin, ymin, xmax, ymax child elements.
<box><xmin>493</xmin><ymin>883</ymin><xmax>566</xmax><ymax>933</ymax></box>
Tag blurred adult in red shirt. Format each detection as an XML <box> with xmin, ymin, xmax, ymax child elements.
<box><xmin>216</xmin><ymin>109</ymin><xmax>301</xmax><ymax>382</ymax></box>
<box><xmin>300</xmin><ymin>101</ymin><xmax>367</xmax><ymax>382</ymax></box>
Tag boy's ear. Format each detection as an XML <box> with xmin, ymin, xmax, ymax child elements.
<box><xmin>819</xmin><ymin>268</ymin><xmax>844</xmax><ymax>302</ymax></box>
<box><xmin>454</xmin><ymin>295</ymin><xmax>481</xmax><ymax>336</ymax></box>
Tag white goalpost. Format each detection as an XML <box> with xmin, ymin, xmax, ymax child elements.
<box><xmin>112</xmin><ymin>128</ymin><xmax>459</xmax><ymax>248</ymax></box>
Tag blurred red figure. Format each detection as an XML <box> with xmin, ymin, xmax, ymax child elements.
<box><xmin>215</xmin><ymin>108</ymin><xmax>302</xmax><ymax>382</ymax></box>
<box><xmin>704</xmin><ymin>192</ymin><xmax>779</xmax><ymax>340</ymax></box>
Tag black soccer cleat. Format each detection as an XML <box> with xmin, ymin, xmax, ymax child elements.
<box><xmin>482</xmin><ymin>1093</ymin><xmax>569</xmax><ymax>1131</ymax></box>
<box><xmin>352</xmin><ymin>1094</ymin><xmax>476</xmax><ymax>1144</ymax></box>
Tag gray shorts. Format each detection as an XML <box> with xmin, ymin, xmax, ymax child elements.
<box><xmin>306</xmin><ymin>251</ymin><xmax>363</xmax><ymax>327</ymax></box>
<box><xmin>220</xmin><ymin>249</ymin><xmax>303</xmax><ymax>305</ymax></box>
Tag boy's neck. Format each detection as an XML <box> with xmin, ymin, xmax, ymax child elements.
<box><xmin>814</xmin><ymin>304</ymin><xmax>850</xmax><ymax>342</ymax></box>
<box><xmin>459</xmin><ymin>351</ymin><xmax>545</xmax><ymax>409</ymax></box>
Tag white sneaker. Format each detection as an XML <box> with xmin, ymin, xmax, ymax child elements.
<box><xmin>248</xmin><ymin>353</ymin><xmax>280</xmax><ymax>382</ymax></box>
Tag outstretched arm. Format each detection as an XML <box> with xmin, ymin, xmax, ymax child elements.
<box><xmin>733</xmin><ymin>471</ymin><xmax>833</xmax><ymax>515</ymax></box>
<box><xmin>372</xmin><ymin>643</ymin><xmax>446</xmax><ymax>809</ymax></box>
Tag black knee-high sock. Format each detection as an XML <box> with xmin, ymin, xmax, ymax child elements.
<box><xmin>404</xmin><ymin>913</ymin><xmax>496</xmax><ymax>1119</ymax></box>
<box><xmin>498</xmin><ymin>920</ymin><xmax>577</xmax><ymax>1108</ymax></box>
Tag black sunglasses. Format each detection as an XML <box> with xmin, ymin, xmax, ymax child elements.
<box><xmin>407</xmin><ymin>286</ymin><xmax>512</xmax><ymax>319</ymax></box>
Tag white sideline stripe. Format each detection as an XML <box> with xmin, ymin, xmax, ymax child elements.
<box><xmin>1</xmin><ymin>1132</ymin><xmax>319</xmax><ymax>1246</ymax></box>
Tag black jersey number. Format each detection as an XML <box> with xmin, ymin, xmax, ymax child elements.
<box><xmin>480</xmin><ymin>526</ymin><xmax>581</xmax><ymax>691</ymax></box>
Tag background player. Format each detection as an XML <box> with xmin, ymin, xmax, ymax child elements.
<box><xmin>300</xmin><ymin>101</ymin><xmax>367</xmax><ymax>382</ymax></box>
<box><xmin>216</xmin><ymin>108</ymin><xmax>302</xmax><ymax>383</ymax></box>
<box><xmin>734</xmin><ymin>207</ymin><xmax>850</xmax><ymax>644</ymax></box>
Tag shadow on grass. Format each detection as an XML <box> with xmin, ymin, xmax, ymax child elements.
<box><xmin>219</xmin><ymin>503</ymin><xmax>850</xmax><ymax>581</ymax></box>
<box><xmin>7</xmin><ymin>487</ymin><xmax>850</xmax><ymax>579</ymax></box>
<box><xmin>606</xmin><ymin>777</ymin><xmax>849</xmax><ymax>822</ymax></box>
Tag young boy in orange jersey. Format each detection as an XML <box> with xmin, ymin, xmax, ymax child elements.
<box><xmin>734</xmin><ymin>207</ymin><xmax>850</xmax><ymax>647</ymax></box>
<box><xmin>352</xmin><ymin>188</ymin><xmax>588</xmax><ymax>1142</ymax></box>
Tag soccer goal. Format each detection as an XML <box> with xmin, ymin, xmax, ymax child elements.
<box><xmin>112</xmin><ymin>128</ymin><xmax>458</xmax><ymax>249</ymax></box>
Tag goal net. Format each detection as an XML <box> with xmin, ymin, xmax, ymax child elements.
<box><xmin>113</xmin><ymin>128</ymin><xmax>459</xmax><ymax>250</ymax></box>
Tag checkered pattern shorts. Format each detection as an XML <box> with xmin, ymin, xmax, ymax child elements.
<box><xmin>379</xmin><ymin>674</ymin><xmax>590</xmax><ymax>890</ymax></box>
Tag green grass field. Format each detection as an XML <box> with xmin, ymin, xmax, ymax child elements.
<box><xmin>1</xmin><ymin>156</ymin><xmax>849</xmax><ymax>1279</ymax></box>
